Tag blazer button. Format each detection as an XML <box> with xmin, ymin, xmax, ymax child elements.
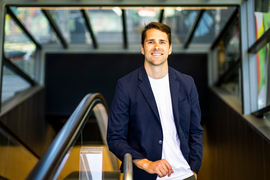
<box><xmin>158</xmin><ymin>140</ymin><xmax>162</xmax><ymax>144</ymax></box>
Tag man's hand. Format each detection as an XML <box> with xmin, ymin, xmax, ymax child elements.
<box><xmin>192</xmin><ymin>171</ymin><xmax>197</xmax><ymax>179</ymax></box>
<box><xmin>133</xmin><ymin>159</ymin><xmax>174</xmax><ymax>178</ymax></box>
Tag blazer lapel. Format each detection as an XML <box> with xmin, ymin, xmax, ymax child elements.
<box><xmin>138</xmin><ymin>67</ymin><xmax>161</xmax><ymax>123</ymax></box>
<box><xmin>169</xmin><ymin>67</ymin><xmax>185</xmax><ymax>141</ymax></box>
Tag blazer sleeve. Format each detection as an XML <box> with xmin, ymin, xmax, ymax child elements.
<box><xmin>107</xmin><ymin>80</ymin><xmax>145</xmax><ymax>161</ymax></box>
<box><xmin>188</xmin><ymin>78</ymin><xmax>204</xmax><ymax>174</ymax></box>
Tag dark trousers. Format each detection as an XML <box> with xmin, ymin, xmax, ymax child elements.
<box><xmin>183</xmin><ymin>175</ymin><xmax>196</xmax><ymax>180</ymax></box>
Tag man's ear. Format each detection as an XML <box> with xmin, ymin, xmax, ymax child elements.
<box><xmin>141</xmin><ymin>45</ymin><xmax>145</xmax><ymax>55</ymax></box>
<box><xmin>169</xmin><ymin>44</ymin><xmax>172</xmax><ymax>55</ymax></box>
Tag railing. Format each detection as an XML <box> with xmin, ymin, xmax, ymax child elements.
<box><xmin>123</xmin><ymin>153</ymin><xmax>133</xmax><ymax>180</ymax></box>
<box><xmin>26</xmin><ymin>93</ymin><xmax>119</xmax><ymax>180</ymax></box>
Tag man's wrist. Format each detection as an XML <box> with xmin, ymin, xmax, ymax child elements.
<box><xmin>133</xmin><ymin>158</ymin><xmax>151</xmax><ymax>170</ymax></box>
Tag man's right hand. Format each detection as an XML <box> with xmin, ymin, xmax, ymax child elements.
<box><xmin>133</xmin><ymin>158</ymin><xmax>174</xmax><ymax>178</ymax></box>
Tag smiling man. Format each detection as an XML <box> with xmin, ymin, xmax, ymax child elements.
<box><xmin>107</xmin><ymin>22</ymin><xmax>204</xmax><ymax>180</ymax></box>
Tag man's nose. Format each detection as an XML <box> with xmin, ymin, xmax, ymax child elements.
<box><xmin>154</xmin><ymin>43</ymin><xmax>161</xmax><ymax>50</ymax></box>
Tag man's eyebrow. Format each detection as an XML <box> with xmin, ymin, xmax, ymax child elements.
<box><xmin>146</xmin><ymin>39</ymin><xmax>167</xmax><ymax>42</ymax></box>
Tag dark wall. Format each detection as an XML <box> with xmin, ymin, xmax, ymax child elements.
<box><xmin>198</xmin><ymin>89</ymin><xmax>270</xmax><ymax>180</ymax></box>
<box><xmin>0</xmin><ymin>87</ymin><xmax>56</xmax><ymax>157</ymax></box>
<box><xmin>45</xmin><ymin>53</ymin><xmax>207</xmax><ymax>116</ymax></box>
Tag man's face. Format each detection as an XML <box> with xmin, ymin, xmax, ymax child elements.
<box><xmin>141</xmin><ymin>28</ymin><xmax>172</xmax><ymax>67</ymax></box>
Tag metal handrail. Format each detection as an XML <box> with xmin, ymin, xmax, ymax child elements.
<box><xmin>26</xmin><ymin>93</ymin><xmax>108</xmax><ymax>180</ymax></box>
<box><xmin>123</xmin><ymin>153</ymin><xmax>133</xmax><ymax>180</ymax></box>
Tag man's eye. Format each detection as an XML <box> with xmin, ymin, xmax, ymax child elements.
<box><xmin>160</xmin><ymin>41</ymin><xmax>166</xmax><ymax>44</ymax></box>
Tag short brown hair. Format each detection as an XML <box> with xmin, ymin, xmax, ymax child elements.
<box><xmin>141</xmin><ymin>22</ymin><xmax>171</xmax><ymax>46</ymax></box>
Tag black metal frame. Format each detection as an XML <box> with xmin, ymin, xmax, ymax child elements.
<box><xmin>248</xmin><ymin>28</ymin><xmax>270</xmax><ymax>53</ymax></box>
<box><xmin>41</xmin><ymin>9</ymin><xmax>68</xmax><ymax>49</ymax></box>
<box><xmin>159</xmin><ymin>9</ymin><xmax>164</xmax><ymax>23</ymax></box>
<box><xmin>211</xmin><ymin>7</ymin><xmax>238</xmax><ymax>50</ymax></box>
<box><xmin>122</xmin><ymin>9</ymin><xmax>128</xmax><ymax>49</ymax></box>
<box><xmin>6</xmin><ymin>6</ymin><xmax>41</xmax><ymax>49</ymax></box>
<box><xmin>183</xmin><ymin>10</ymin><xmax>205</xmax><ymax>49</ymax></box>
<box><xmin>80</xmin><ymin>9</ymin><xmax>98</xmax><ymax>49</ymax></box>
<box><xmin>252</xmin><ymin>106</ymin><xmax>270</xmax><ymax>118</ymax></box>
<box><xmin>3</xmin><ymin>57</ymin><xmax>36</xmax><ymax>86</ymax></box>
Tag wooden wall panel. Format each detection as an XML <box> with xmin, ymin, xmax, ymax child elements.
<box><xmin>0</xmin><ymin>87</ymin><xmax>56</xmax><ymax>157</ymax></box>
<box><xmin>198</xmin><ymin>89</ymin><xmax>270</xmax><ymax>180</ymax></box>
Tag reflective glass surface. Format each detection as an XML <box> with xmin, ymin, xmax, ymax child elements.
<box><xmin>53</xmin><ymin>106</ymin><xmax>120</xmax><ymax>180</ymax></box>
<box><xmin>10</xmin><ymin>7</ymin><xmax>60</xmax><ymax>44</ymax></box>
<box><xmin>49</xmin><ymin>9</ymin><xmax>92</xmax><ymax>44</ymax></box>
<box><xmin>88</xmin><ymin>9</ymin><xmax>123</xmax><ymax>44</ymax></box>
<box><xmin>217</xmin><ymin>21</ymin><xmax>240</xmax><ymax>76</ymax></box>
<box><xmin>191</xmin><ymin>7</ymin><xmax>236</xmax><ymax>43</ymax></box>
<box><xmin>4</xmin><ymin>14</ymin><xmax>37</xmax><ymax>79</ymax></box>
<box><xmin>217</xmin><ymin>20</ymin><xmax>241</xmax><ymax>99</ymax></box>
<box><xmin>2</xmin><ymin>66</ymin><xmax>31</xmax><ymax>102</ymax></box>
<box><xmin>254</xmin><ymin>0</ymin><xmax>270</xmax><ymax>109</ymax></box>
<box><xmin>126</xmin><ymin>8</ymin><xmax>160</xmax><ymax>44</ymax></box>
<box><xmin>256</xmin><ymin>42</ymin><xmax>270</xmax><ymax>110</ymax></box>
<box><xmin>163</xmin><ymin>9</ymin><xmax>199</xmax><ymax>44</ymax></box>
<box><xmin>0</xmin><ymin>129</ymin><xmax>38</xmax><ymax>179</ymax></box>
<box><xmin>254</xmin><ymin>0</ymin><xmax>270</xmax><ymax>40</ymax></box>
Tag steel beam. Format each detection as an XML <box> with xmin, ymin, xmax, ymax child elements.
<box><xmin>3</xmin><ymin>57</ymin><xmax>36</xmax><ymax>86</ymax></box>
<box><xmin>122</xmin><ymin>9</ymin><xmax>128</xmax><ymax>49</ymax></box>
<box><xmin>6</xmin><ymin>6</ymin><xmax>41</xmax><ymax>49</ymax></box>
<box><xmin>183</xmin><ymin>10</ymin><xmax>205</xmax><ymax>49</ymax></box>
<box><xmin>248</xmin><ymin>28</ymin><xmax>270</xmax><ymax>53</ymax></box>
<box><xmin>252</xmin><ymin>106</ymin><xmax>270</xmax><ymax>118</ymax></box>
<box><xmin>80</xmin><ymin>9</ymin><xmax>98</xmax><ymax>49</ymax></box>
<box><xmin>211</xmin><ymin>7</ymin><xmax>238</xmax><ymax>50</ymax></box>
<box><xmin>159</xmin><ymin>9</ymin><xmax>164</xmax><ymax>23</ymax></box>
<box><xmin>42</xmin><ymin>9</ymin><xmax>68</xmax><ymax>49</ymax></box>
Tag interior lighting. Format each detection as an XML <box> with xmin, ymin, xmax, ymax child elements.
<box><xmin>21</xmin><ymin>6</ymin><xmax>228</xmax><ymax>11</ymax></box>
<box><xmin>137</xmin><ymin>9</ymin><xmax>156</xmax><ymax>17</ymax></box>
<box><xmin>176</xmin><ymin>7</ymin><xmax>182</xmax><ymax>11</ymax></box>
<box><xmin>112</xmin><ymin>7</ymin><xmax>122</xmax><ymax>16</ymax></box>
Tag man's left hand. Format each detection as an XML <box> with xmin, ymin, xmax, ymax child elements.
<box><xmin>192</xmin><ymin>171</ymin><xmax>197</xmax><ymax>179</ymax></box>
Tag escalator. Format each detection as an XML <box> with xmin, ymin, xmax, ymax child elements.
<box><xmin>0</xmin><ymin>93</ymin><xmax>132</xmax><ymax>180</ymax></box>
<box><xmin>0</xmin><ymin>127</ymin><xmax>38</xmax><ymax>179</ymax></box>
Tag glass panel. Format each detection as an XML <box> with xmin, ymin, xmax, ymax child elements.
<box><xmin>254</xmin><ymin>0</ymin><xmax>270</xmax><ymax>109</ymax></box>
<box><xmin>10</xmin><ymin>7</ymin><xmax>60</xmax><ymax>44</ymax></box>
<box><xmin>2</xmin><ymin>66</ymin><xmax>31</xmax><ymax>102</ymax></box>
<box><xmin>79</xmin><ymin>147</ymin><xmax>103</xmax><ymax>180</ymax></box>
<box><xmin>126</xmin><ymin>8</ymin><xmax>160</xmax><ymax>44</ymax></box>
<box><xmin>217</xmin><ymin>20</ymin><xmax>240</xmax><ymax>76</ymax></box>
<box><xmin>88</xmin><ymin>9</ymin><xmax>123</xmax><ymax>44</ymax></box>
<box><xmin>254</xmin><ymin>0</ymin><xmax>270</xmax><ymax>40</ymax></box>
<box><xmin>49</xmin><ymin>10</ymin><xmax>92</xmax><ymax>44</ymax></box>
<box><xmin>191</xmin><ymin>7</ymin><xmax>236</xmax><ymax>43</ymax></box>
<box><xmin>216</xmin><ymin>20</ymin><xmax>241</xmax><ymax>99</ymax></box>
<box><xmin>220</xmin><ymin>67</ymin><xmax>242</xmax><ymax>100</ymax></box>
<box><xmin>164</xmin><ymin>9</ymin><xmax>199</xmax><ymax>45</ymax></box>
<box><xmin>4</xmin><ymin>15</ymin><xmax>37</xmax><ymax>79</ymax></box>
<box><xmin>256</xmin><ymin>42</ymin><xmax>270</xmax><ymax>110</ymax></box>
<box><xmin>264</xmin><ymin>112</ymin><xmax>270</xmax><ymax>121</ymax></box>
<box><xmin>55</xmin><ymin>107</ymin><xmax>120</xmax><ymax>180</ymax></box>
<box><xmin>0</xmin><ymin>129</ymin><xmax>38</xmax><ymax>179</ymax></box>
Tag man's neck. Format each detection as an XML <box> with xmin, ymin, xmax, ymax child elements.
<box><xmin>144</xmin><ymin>62</ymin><xmax>168</xmax><ymax>79</ymax></box>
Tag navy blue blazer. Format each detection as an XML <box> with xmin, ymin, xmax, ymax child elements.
<box><xmin>107</xmin><ymin>66</ymin><xmax>203</xmax><ymax>180</ymax></box>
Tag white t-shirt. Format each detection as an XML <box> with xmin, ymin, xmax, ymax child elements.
<box><xmin>148</xmin><ymin>74</ymin><xmax>194</xmax><ymax>180</ymax></box>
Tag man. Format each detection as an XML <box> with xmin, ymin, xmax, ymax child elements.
<box><xmin>107</xmin><ymin>22</ymin><xmax>203</xmax><ymax>180</ymax></box>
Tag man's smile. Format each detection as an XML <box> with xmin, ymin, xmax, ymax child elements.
<box><xmin>151</xmin><ymin>53</ymin><xmax>163</xmax><ymax>56</ymax></box>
